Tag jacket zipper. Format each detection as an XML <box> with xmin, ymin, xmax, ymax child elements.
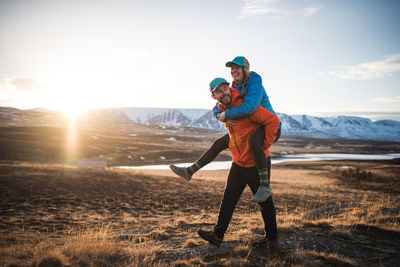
<box><xmin>229</xmin><ymin>125</ymin><xmax>244</xmax><ymax>166</ymax></box>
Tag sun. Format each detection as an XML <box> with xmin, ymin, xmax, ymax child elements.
<box><xmin>60</xmin><ymin>105</ymin><xmax>86</xmax><ymax>119</ymax></box>
<box><xmin>55</xmin><ymin>92</ymin><xmax>88</xmax><ymax>119</ymax></box>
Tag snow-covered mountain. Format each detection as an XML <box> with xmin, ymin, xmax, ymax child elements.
<box><xmin>1</xmin><ymin>106</ymin><xmax>399</xmax><ymax>141</ymax></box>
<box><xmin>84</xmin><ymin>107</ymin><xmax>400</xmax><ymax>142</ymax></box>
<box><xmin>85</xmin><ymin>107</ymin><xmax>226</xmax><ymax>131</ymax></box>
<box><xmin>282</xmin><ymin>114</ymin><xmax>400</xmax><ymax>141</ymax></box>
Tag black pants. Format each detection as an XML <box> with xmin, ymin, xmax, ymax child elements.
<box><xmin>197</xmin><ymin>126</ymin><xmax>281</xmax><ymax>170</ymax></box>
<box><xmin>214</xmin><ymin>161</ymin><xmax>278</xmax><ymax>240</ymax></box>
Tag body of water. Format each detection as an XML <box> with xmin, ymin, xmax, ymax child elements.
<box><xmin>118</xmin><ymin>153</ymin><xmax>400</xmax><ymax>170</ymax></box>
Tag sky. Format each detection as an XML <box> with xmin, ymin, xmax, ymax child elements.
<box><xmin>0</xmin><ymin>0</ymin><xmax>399</xmax><ymax>120</ymax></box>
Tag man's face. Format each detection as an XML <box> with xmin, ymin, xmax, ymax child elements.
<box><xmin>213</xmin><ymin>84</ymin><xmax>231</xmax><ymax>105</ymax></box>
<box><xmin>231</xmin><ymin>64</ymin><xmax>244</xmax><ymax>84</ymax></box>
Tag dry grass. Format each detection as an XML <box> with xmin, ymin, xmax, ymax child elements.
<box><xmin>182</xmin><ymin>239</ymin><xmax>199</xmax><ymax>248</ymax></box>
<box><xmin>6</xmin><ymin>225</ymin><xmax>169</xmax><ymax>266</ymax></box>
<box><xmin>1</xmin><ymin>160</ymin><xmax>399</xmax><ymax>266</ymax></box>
<box><xmin>329</xmin><ymin>229</ymin><xmax>353</xmax><ymax>241</ymax></box>
<box><xmin>290</xmin><ymin>249</ymin><xmax>356</xmax><ymax>267</ymax></box>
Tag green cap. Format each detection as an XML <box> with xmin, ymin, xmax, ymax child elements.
<box><xmin>225</xmin><ymin>56</ymin><xmax>250</xmax><ymax>69</ymax></box>
<box><xmin>209</xmin><ymin>78</ymin><xmax>229</xmax><ymax>93</ymax></box>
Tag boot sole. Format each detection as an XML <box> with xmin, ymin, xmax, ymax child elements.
<box><xmin>198</xmin><ymin>230</ymin><xmax>222</xmax><ymax>247</ymax></box>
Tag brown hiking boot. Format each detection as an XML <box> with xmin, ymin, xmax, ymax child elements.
<box><xmin>198</xmin><ymin>229</ymin><xmax>223</xmax><ymax>247</ymax></box>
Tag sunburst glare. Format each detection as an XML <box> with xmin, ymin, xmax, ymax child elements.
<box><xmin>65</xmin><ymin>117</ymin><xmax>79</xmax><ymax>159</ymax></box>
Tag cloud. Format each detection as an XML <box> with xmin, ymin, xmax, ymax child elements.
<box><xmin>373</xmin><ymin>96</ymin><xmax>400</xmax><ymax>103</ymax></box>
<box><xmin>238</xmin><ymin>0</ymin><xmax>321</xmax><ymax>19</ymax></box>
<box><xmin>0</xmin><ymin>81</ymin><xmax>20</xmax><ymax>107</ymax></box>
<box><xmin>329</xmin><ymin>53</ymin><xmax>400</xmax><ymax>80</ymax></box>
<box><xmin>0</xmin><ymin>77</ymin><xmax>44</xmax><ymax>108</ymax></box>
<box><xmin>238</xmin><ymin>0</ymin><xmax>289</xmax><ymax>19</ymax></box>
<box><xmin>0</xmin><ymin>97</ymin><xmax>15</xmax><ymax>106</ymax></box>
<box><xmin>303</xmin><ymin>5</ymin><xmax>322</xmax><ymax>17</ymax></box>
<box><xmin>2</xmin><ymin>77</ymin><xmax>44</xmax><ymax>91</ymax></box>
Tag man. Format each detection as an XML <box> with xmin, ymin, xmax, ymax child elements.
<box><xmin>197</xmin><ymin>77</ymin><xmax>280</xmax><ymax>248</ymax></box>
<box><xmin>170</xmin><ymin>56</ymin><xmax>280</xmax><ymax>203</ymax></box>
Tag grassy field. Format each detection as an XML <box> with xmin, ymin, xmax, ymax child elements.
<box><xmin>1</xmin><ymin>159</ymin><xmax>399</xmax><ymax>266</ymax></box>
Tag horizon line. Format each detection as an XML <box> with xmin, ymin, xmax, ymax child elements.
<box><xmin>1</xmin><ymin>105</ymin><xmax>400</xmax><ymax>121</ymax></box>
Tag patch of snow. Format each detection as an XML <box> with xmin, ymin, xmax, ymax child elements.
<box><xmin>316</xmin><ymin>146</ymin><xmax>331</xmax><ymax>150</ymax></box>
<box><xmin>340</xmin><ymin>166</ymin><xmax>352</xmax><ymax>169</ymax></box>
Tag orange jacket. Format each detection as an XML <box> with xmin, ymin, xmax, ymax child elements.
<box><xmin>218</xmin><ymin>88</ymin><xmax>280</xmax><ymax>167</ymax></box>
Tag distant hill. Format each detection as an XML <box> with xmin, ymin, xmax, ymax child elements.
<box><xmin>84</xmin><ymin>107</ymin><xmax>400</xmax><ymax>142</ymax></box>
<box><xmin>1</xmin><ymin>106</ymin><xmax>400</xmax><ymax>142</ymax></box>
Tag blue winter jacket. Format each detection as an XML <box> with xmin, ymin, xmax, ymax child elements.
<box><xmin>213</xmin><ymin>71</ymin><xmax>279</xmax><ymax>125</ymax></box>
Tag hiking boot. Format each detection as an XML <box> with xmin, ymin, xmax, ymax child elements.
<box><xmin>251</xmin><ymin>185</ymin><xmax>272</xmax><ymax>203</ymax></box>
<box><xmin>198</xmin><ymin>229</ymin><xmax>223</xmax><ymax>247</ymax></box>
<box><xmin>251</xmin><ymin>237</ymin><xmax>278</xmax><ymax>249</ymax></box>
<box><xmin>169</xmin><ymin>164</ymin><xmax>192</xmax><ymax>181</ymax></box>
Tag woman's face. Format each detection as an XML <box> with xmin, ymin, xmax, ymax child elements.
<box><xmin>230</xmin><ymin>64</ymin><xmax>244</xmax><ymax>84</ymax></box>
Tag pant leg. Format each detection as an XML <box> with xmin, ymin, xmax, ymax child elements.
<box><xmin>214</xmin><ymin>162</ymin><xmax>247</xmax><ymax>238</ymax></box>
<box><xmin>248</xmin><ymin>126</ymin><xmax>267</xmax><ymax>171</ymax></box>
<box><xmin>245</xmin><ymin>159</ymin><xmax>278</xmax><ymax>241</ymax></box>
<box><xmin>196</xmin><ymin>133</ymin><xmax>229</xmax><ymax>166</ymax></box>
<box><xmin>274</xmin><ymin>128</ymin><xmax>281</xmax><ymax>143</ymax></box>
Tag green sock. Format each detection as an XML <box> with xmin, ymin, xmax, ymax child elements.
<box><xmin>187</xmin><ymin>162</ymin><xmax>203</xmax><ymax>175</ymax></box>
<box><xmin>258</xmin><ymin>168</ymin><xmax>269</xmax><ymax>187</ymax></box>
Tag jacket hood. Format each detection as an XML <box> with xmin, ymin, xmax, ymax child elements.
<box><xmin>228</xmin><ymin>88</ymin><xmax>242</xmax><ymax>108</ymax></box>
<box><xmin>247</xmin><ymin>71</ymin><xmax>262</xmax><ymax>86</ymax></box>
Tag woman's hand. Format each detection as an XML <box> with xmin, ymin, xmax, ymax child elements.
<box><xmin>217</xmin><ymin>111</ymin><xmax>226</xmax><ymax>122</ymax></box>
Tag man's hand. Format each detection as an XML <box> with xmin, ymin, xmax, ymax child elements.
<box><xmin>217</xmin><ymin>111</ymin><xmax>226</xmax><ymax>122</ymax></box>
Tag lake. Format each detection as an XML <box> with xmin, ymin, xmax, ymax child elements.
<box><xmin>118</xmin><ymin>153</ymin><xmax>400</xmax><ymax>170</ymax></box>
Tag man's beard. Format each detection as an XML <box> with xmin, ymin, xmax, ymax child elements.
<box><xmin>220</xmin><ymin>95</ymin><xmax>231</xmax><ymax>105</ymax></box>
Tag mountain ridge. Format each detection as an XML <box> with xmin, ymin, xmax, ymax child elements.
<box><xmin>1</xmin><ymin>106</ymin><xmax>399</xmax><ymax>142</ymax></box>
